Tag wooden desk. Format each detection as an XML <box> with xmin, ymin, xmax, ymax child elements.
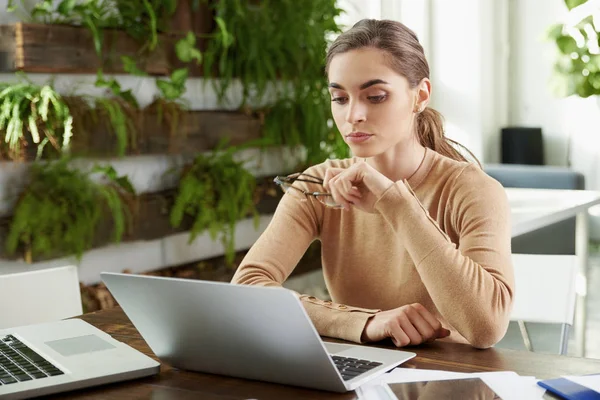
<box><xmin>46</xmin><ymin>307</ymin><xmax>600</xmax><ymax>399</ymax></box>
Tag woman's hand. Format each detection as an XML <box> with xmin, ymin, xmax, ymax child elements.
<box><xmin>323</xmin><ymin>160</ymin><xmax>394</xmax><ymax>213</ymax></box>
<box><xmin>361</xmin><ymin>303</ymin><xmax>451</xmax><ymax>347</ymax></box>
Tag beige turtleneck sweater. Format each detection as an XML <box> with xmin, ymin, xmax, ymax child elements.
<box><xmin>231</xmin><ymin>149</ymin><xmax>514</xmax><ymax>349</ymax></box>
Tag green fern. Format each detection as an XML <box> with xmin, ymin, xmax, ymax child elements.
<box><xmin>203</xmin><ymin>0</ymin><xmax>348</xmax><ymax>164</ymax></box>
<box><xmin>170</xmin><ymin>145</ymin><xmax>258</xmax><ymax>264</ymax></box>
<box><xmin>95</xmin><ymin>97</ymin><xmax>138</xmax><ymax>156</ymax></box>
<box><xmin>6</xmin><ymin>159</ymin><xmax>136</xmax><ymax>261</ymax></box>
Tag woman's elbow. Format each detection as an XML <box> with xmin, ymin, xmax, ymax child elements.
<box><xmin>231</xmin><ymin>265</ymin><xmax>282</xmax><ymax>287</ymax></box>
<box><xmin>463</xmin><ymin>316</ymin><xmax>510</xmax><ymax>349</ymax></box>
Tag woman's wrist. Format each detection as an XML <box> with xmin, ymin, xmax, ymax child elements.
<box><xmin>365</xmin><ymin>170</ymin><xmax>394</xmax><ymax>199</ymax></box>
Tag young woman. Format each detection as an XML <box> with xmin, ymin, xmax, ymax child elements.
<box><xmin>232</xmin><ymin>19</ymin><xmax>513</xmax><ymax>349</ymax></box>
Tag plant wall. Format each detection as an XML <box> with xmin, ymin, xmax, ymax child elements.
<box><xmin>0</xmin><ymin>0</ymin><xmax>347</xmax><ymax>265</ymax></box>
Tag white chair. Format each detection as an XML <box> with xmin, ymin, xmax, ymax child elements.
<box><xmin>0</xmin><ymin>264</ymin><xmax>83</xmax><ymax>329</ymax></box>
<box><xmin>510</xmin><ymin>254</ymin><xmax>578</xmax><ymax>355</ymax></box>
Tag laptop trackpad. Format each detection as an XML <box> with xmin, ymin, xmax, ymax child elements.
<box><xmin>45</xmin><ymin>334</ymin><xmax>116</xmax><ymax>357</ymax></box>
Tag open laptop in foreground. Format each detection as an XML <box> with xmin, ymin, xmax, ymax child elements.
<box><xmin>0</xmin><ymin>318</ymin><xmax>160</xmax><ymax>400</ymax></box>
<box><xmin>101</xmin><ymin>272</ymin><xmax>416</xmax><ymax>393</ymax></box>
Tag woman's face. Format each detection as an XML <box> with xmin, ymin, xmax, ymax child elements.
<box><xmin>327</xmin><ymin>47</ymin><xmax>427</xmax><ymax>158</ymax></box>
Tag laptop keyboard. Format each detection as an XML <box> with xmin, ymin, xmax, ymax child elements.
<box><xmin>0</xmin><ymin>334</ymin><xmax>64</xmax><ymax>385</ymax></box>
<box><xmin>331</xmin><ymin>355</ymin><xmax>382</xmax><ymax>381</ymax></box>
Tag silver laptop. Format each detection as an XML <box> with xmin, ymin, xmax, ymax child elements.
<box><xmin>101</xmin><ymin>272</ymin><xmax>415</xmax><ymax>393</ymax></box>
<box><xmin>0</xmin><ymin>318</ymin><xmax>160</xmax><ymax>400</ymax></box>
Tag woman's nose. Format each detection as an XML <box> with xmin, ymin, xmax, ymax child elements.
<box><xmin>345</xmin><ymin>101</ymin><xmax>367</xmax><ymax>124</ymax></box>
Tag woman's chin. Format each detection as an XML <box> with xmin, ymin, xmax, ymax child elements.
<box><xmin>348</xmin><ymin>145</ymin><xmax>376</xmax><ymax>159</ymax></box>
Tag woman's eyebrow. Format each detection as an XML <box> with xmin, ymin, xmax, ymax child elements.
<box><xmin>328</xmin><ymin>79</ymin><xmax>390</xmax><ymax>90</ymax></box>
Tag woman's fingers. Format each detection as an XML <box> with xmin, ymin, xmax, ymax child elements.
<box><xmin>323</xmin><ymin>167</ymin><xmax>344</xmax><ymax>189</ymax></box>
<box><xmin>412</xmin><ymin>303</ymin><xmax>450</xmax><ymax>338</ymax></box>
<box><xmin>326</xmin><ymin>172</ymin><xmax>364</xmax><ymax>209</ymax></box>
<box><xmin>388</xmin><ymin>323</ymin><xmax>411</xmax><ymax>347</ymax></box>
<box><xmin>405</xmin><ymin>308</ymin><xmax>435</xmax><ymax>342</ymax></box>
<box><xmin>398</xmin><ymin>317</ymin><xmax>425</xmax><ymax>345</ymax></box>
<box><xmin>327</xmin><ymin>175</ymin><xmax>354</xmax><ymax>209</ymax></box>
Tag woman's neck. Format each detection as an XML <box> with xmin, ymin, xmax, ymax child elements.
<box><xmin>366</xmin><ymin>141</ymin><xmax>427</xmax><ymax>182</ymax></box>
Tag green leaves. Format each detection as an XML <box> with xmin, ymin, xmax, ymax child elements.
<box><xmin>95</xmin><ymin>97</ymin><xmax>137</xmax><ymax>156</ymax></box>
<box><xmin>555</xmin><ymin>35</ymin><xmax>579</xmax><ymax>55</ymax></box>
<box><xmin>565</xmin><ymin>0</ymin><xmax>588</xmax><ymax>10</ymax></box>
<box><xmin>95</xmin><ymin>69</ymin><xmax>139</xmax><ymax>108</ymax></box>
<box><xmin>121</xmin><ymin>56</ymin><xmax>148</xmax><ymax>77</ymax></box>
<box><xmin>6</xmin><ymin>159</ymin><xmax>136</xmax><ymax>260</ymax></box>
<box><xmin>156</xmin><ymin>68</ymin><xmax>189</xmax><ymax>101</ymax></box>
<box><xmin>57</xmin><ymin>0</ymin><xmax>77</xmax><ymax>15</ymax></box>
<box><xmin>142</xmin><ymin>0</ymin><xmax>158</xmax><ymax>51</ymax></box>
<box><xmin>176</xmin><ymin>32</ymin><xmax>203</xmax><ymax>65</ymax></box>
<box><xmin>549</xmin><ymin>1</ymin><xmax>600</xmax><ymax>98</ymax></box>
<box><xmin>0</xmin><ymin>81</ymin><xmax>73</xmax><ymax>160</ymax></box>
<box><xmin>170</xmin><ymin>146</ymin><xmax>258</xmax><ymax>264</ymax></box>
<box><xmin>6</xmin><ymin>0</ymin><xmax>16</xmax><ymax>12</ymax></box>
<box><xmin>214</xmin><ymin>17</ymin><xmax>234</xmax><ymax>49</ymax></box>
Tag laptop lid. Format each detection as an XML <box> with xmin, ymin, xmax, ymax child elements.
<box><xmin>102</xmin><ymin>272</ymin><xmax>348</xmax><ymax>392</ymax></box>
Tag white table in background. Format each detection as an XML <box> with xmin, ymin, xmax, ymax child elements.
<box><xmin>506</xmin><ymin>188</ymin><xmax>600</xmax><ymax>357</ymax></box>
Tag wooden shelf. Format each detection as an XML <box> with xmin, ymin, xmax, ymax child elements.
<box><xmin>10</xmin><ymin>109</ymin><xmax>263</xmax><ymax>161</ymax></box>
<box><xmin>0</xmin><ymin>22</ymin><xmax>209</xmax><ymax>76</ymax></box>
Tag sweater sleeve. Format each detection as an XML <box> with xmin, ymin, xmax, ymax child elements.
<box><xmin>374</xmin><ymin>164</ymin><xmax>514</xmax><ymax>348</ymax></box>
<box><xmin>231</xmin><ymin>171</ymin><xmax>380</xmax><ymax>343</ymax></box>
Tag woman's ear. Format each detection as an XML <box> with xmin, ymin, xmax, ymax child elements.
<box><xmin>413</xmin><ymin>78</ymin><xmax>431</xmax><ymax>113</ymax></box>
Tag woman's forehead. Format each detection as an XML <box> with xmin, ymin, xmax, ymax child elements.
<box><xmin>328</xmin><ymin>49</ymin><xmax>405</xmax><ymax>89</ymax></box>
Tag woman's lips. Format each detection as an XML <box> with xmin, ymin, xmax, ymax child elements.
<box><xmin>345</xmin><ymin>132</ymin><xmax>373</xmax><ymax>143</ymax></box>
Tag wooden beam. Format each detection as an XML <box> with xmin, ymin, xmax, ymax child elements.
<box><xmin>0</xmin><ymin>22</ymin><xmax>211</xmax><ymax>76</ymax></box>
<box><xmin>0</xmin><ymin>25</ymin><xmax>17</xmax><ymax>72</ymax></box>
<box><xmin>139</xmin><ymin>110</ymin><xmax>263</xmax><ymax>155</ymax></box>
<box><xmin>13</xmin><ymin>109</ymin><xmax>263</xmax><ymax>161</ymax></box>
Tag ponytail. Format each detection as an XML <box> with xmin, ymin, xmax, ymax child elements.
<box><xmin>416</xmin><ymin>107</ymin><xmax>480</xmax><ymax>167</ymax></box>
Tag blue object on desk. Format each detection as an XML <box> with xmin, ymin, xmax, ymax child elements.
<box><xmin>538</xmin><ymin>376</ymin><xmax>600</xmax><ymax>400</ymax></box>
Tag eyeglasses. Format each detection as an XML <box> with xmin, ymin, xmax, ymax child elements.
<box><xmin>273</xmin><ymin>173</ymin><xmax>342</xmax><ymax>209</ymax></box>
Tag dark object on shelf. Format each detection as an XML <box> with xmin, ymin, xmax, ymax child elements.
<box><xmin>501</xmin><ymin>127</ymin><xmax>545</xmax><ymax>165</ymax></box>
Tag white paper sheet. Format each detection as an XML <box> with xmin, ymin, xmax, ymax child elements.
<box><xmin>565</xmin><ymin>374</ymin><xmax>600</xmax><ymax>393</ymax></box>
<box><xmin>356</xmin><ymin>368</ymin><xmax>546</xmax><ymax>400</ymax></box>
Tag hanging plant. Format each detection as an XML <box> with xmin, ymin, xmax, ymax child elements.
<box><xmin>203</xmin><ymin>0</ymin><xmax>349</xmax><ymax>165</ymax></box>
<box><xmin>57</xmin><ymin>92</ymin><xmax>138</xmax><ymax>158</ymax></box>
<box><xmin>0</xmin><ymin>80</ymin><xmax>73</xmax><ymax>161</ymax></box>
<box><xmin>170</xmin><ymin>143</ymin><xmax>258</xmax><ymax>264</ymax></box>
<box><xmin>6</xmin><ymin>159</ymin><xmax>136</xmax><ymax>262</ymax></box>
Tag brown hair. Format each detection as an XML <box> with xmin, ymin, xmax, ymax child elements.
<box><xmin>325</xmin><ymin>19</ymin><xmax>478</xmax><ymax>165</ymax></box>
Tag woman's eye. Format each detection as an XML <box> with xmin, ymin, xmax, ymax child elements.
<box><xmin>332</xmin><ymin>97</ymin><xmax>348</xmax><ymax>105</ymax></box>
<box><xmin>367</xmin><ymin>95</ymin><xmax>387</xmax><ymax>104</ymax></box>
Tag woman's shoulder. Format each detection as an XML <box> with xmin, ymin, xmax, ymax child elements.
<box><xmin>429</xmin><ymin>152</ymin><xmax>505</xmax><ymax>196</ymax></box>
